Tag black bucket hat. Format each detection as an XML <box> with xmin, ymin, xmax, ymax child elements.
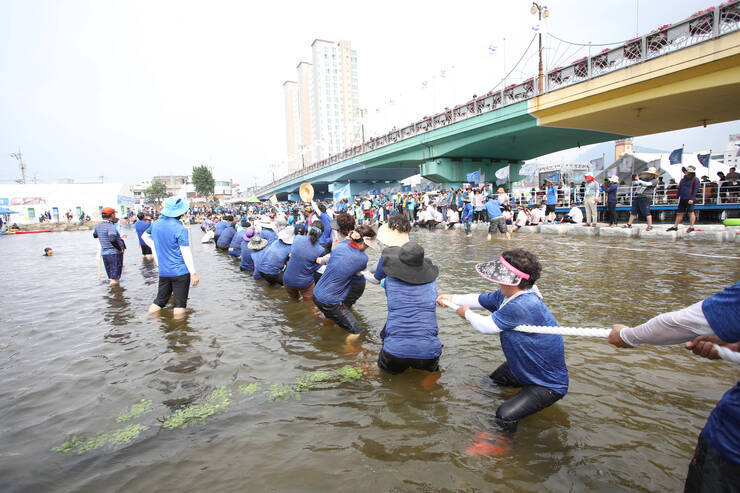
<box><xmin>381</xmin><ymin>242</ymin><xmax>439</xmax><ymax>285</ymax></box>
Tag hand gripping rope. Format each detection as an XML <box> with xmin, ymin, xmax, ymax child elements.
<box><xmin>439</xmin><ymin>301</ymin><xmax>740</xmax><ymax>365</ymax></box>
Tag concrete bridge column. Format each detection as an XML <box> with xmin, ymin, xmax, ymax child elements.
<box><xmin>420</xmin><ymin>158</ymin><xmax>511</xmax><ymax>185</ymax></box>
<box><xmin>328</xmin><ymin>181</ymin><xmax>397</xmax><ymax>199</ymax></box>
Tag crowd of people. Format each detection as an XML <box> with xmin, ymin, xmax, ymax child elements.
<box><xmin>89</xmin><ymin>191</ymin><xmax>739</xmax><ymax>490</ymax></box>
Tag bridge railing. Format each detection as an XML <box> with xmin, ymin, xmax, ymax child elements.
<box><xmin>259</xmin><ymin>0</ymin><xmax>740</xmax><ymax>195</ymax></box>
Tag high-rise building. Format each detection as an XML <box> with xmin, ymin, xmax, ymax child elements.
<box><xmin>283</xmin><ymin>39</ymin><xmax>359</xmax><ymax>170</ymax></box>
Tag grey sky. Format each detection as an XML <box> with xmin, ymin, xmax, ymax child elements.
<box><xmin>1</xmin><ymin>0</ymin><xmax>738</xmax><ymax>187</ymax></box>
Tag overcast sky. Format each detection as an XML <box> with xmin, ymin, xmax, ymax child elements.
<box><xmin>1</xmin><ymin>0</ymin><xmax>738</xmax><ymax>187</ymax></box>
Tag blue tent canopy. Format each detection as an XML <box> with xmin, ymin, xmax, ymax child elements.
<box><xmin>0</xmin><ymin>207</ymin><xmax>19</xmax><ymax>214</ymax></box>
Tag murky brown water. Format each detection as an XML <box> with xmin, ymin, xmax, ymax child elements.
<box><xmin>1</xmin><ymin>227</ymin><xmax>738</xmax><ymax>492</ymax></box>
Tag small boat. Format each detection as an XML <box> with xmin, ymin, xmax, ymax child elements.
<box><xmin>7</xmin><ymin>229</ymin><xmax>52</xmax><ymax>235</ymax></box>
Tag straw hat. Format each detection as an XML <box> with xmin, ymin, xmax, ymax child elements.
<box><xmin>641</xmin><ymin>167</ymin><xmax>659</xmax><ymax>176</ymax></box>
<box><xmin>299</xmin><ymin>182</ymin><xmax>314</xmax><ymax>202</ymax></box>
<box><xmin>377</xmin><ymin>223</ymin><xmax>410</xmax><ymax>247</ymax></box>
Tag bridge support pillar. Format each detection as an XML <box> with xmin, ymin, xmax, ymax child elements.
<box><xmin>328</xmin><ymin>181</ymin><xmax>395</xmax><ymax>199</ymax></box>
<box><xmin>420</xmin><ymin>158</ymin><xmax>513</xmax><ymax>186</ymax></box>
<box><xmin>287</xmin><ymin>193</ymin><xmax>301</xmax><ymax>202</ymax></box>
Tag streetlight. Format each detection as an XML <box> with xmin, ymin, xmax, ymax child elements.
<box><xmin>531</xmin><ymin>2</ymin><xmax>549</xmax><ymax>94</ymax></box>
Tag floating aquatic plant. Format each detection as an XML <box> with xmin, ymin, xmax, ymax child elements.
<box><xmin>160</xmin><ymin>386</ymin><xmax>232</xmax><ymax>429</ymax></box>
<box><xmin>238</xmin><ymin>382</ymin><xmax>262</xmax><ymax>395</ymax></box>
<box><xmin>336</xmin><ymin>365</ymin><xmax>364</xmax><ymax>382</ymax></box>
<box><xmin>116</xmin><ymin>399</ymin><xmax>152</xmax><ymax>423</ymax></box>
<box><xmin>52</xmin><ymin>424</ymin><xmax>150</xmax><ymax>454</ymax></box>
<box><xmin>269</xmin><ymin>383</ymin><xmax>299</xmax><ymax>402</ymax></box>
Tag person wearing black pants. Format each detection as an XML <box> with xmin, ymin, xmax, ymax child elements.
<box><xmin>605</xmin><ymin>176</ymin><xmax>619</xmax><ymax>227</ymax></box>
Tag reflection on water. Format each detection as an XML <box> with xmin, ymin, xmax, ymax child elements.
<box><xmin>0</xmin><ymin>228</ymin><xmax>737</xmax><ymax>492</ymax></box>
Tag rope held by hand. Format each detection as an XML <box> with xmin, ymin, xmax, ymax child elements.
<box><xmin>439</xmin><ymin>301</ymin><xmax>739</xmax><ymax>364</ymax></box>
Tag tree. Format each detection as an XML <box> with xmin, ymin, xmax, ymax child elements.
<box><xmin>192</xmin><ymin>165</ymin><xmax>215</xmax><ymax>198</ymax></box>
<box><xmin>145</xmin><ymin>182</ymin><xmax>168</xmax><ymax>205</ymax></box>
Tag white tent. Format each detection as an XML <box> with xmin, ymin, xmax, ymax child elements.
<box><xmin>0</xmin><ymin>183</ymin><xmax>134</xmax><ymax>224</ymax></box>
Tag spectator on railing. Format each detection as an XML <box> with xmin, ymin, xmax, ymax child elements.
<box><xmin>666</xmin><ymin>179</ymin><xmax>678</xmax><ymax>202</ymax></box>
<box><xmin>667</xmin><ymin>165</ymin><xmax>700</xmax><ymax>233</ymax></box>
<box><xmin>726</xmin><ymin>166</ymin><xmax>740</xmax><ymax>201</ymax></box>
<box><xmin>655</xmin><ymin>176</ymin><xmax>666</xmax><ymax>204</ymax></box>
<box><xmin>701</xmin><ymin>176</ymin><xmax>716</xmax><ymax>204</ymax></box>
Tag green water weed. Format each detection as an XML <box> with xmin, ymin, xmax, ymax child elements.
<box><xmin>160</xmin><ymin>386</ymin><xmax>232</xmax><ymax>429</ymax></box>
<box><xmin>116</xmin><ymin>399</ymin><xmax>152</xmax><ymax>423</ymax></box>
<box><xmin>238</xmin><ymin>382</ymin><xmax>262</xmax><ymax>395</ymax></box>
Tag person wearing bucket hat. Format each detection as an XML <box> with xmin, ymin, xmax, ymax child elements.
<box><xmin>605</xmin><ymin>176</ymin><xmax>620</xmax><ymax>227</ymax></box>
<box><xmin>257</xmin><ymin>216</ymin><xmax>278</xmax><ymax>246</ymax></box>
<box><xmin>284</xmin><ymin>221</ymin><xmax>325</xmax><ymax>301</ymax></box>
<box><xmin>93</xmin><ymin>206</ymin><xmax>126</xmax><ymax>285</ymax></box>
<box><xmin>144</xmin><ymin>197</ymin><xmax>198</xmax><ymax>318</ymax></box>
<box><xmin>239</xmin><ymin>228</ymin><xmax>257</xmax><ymax>271</ymax></box>
<box><xmin>257</xmin><ymin>227</ymin><xmax>294</xmax><ymax>285</ymax></box>
<box><xmin>374</xmin><ymin>242</ymin><xmax>442</xmax><ymax>374</ymax></box>
<box><xmin>313</xmin><ymin>225</ymin><xmax>376</xmax><ymax>341</ymax></box>
<box><xmin>437</xmin><ymin>249</ymin><xmax>568</xmax><ymax>433</ymax></box>
<box><xmin>247</xmin><ymin>237</ymin><xmax>269</xmax><ymax>280</ymax></box>
<box><xmin>668</xmin><ymin>165</ymin><xmax>700</xmax><ymax>233</ymax></box>
<box><xmin>623</xmin><ymin>167</ymin><xmax>659</xmax><ymax>230</ymax></box>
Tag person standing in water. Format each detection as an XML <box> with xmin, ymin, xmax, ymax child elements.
<box><xmin>93</xmin><ymin>207</ymin><xmax>126</xmax><ymax>285</ymax></box>
<box><xmin>144</xmin><ymin>197</ymin><xmax>199</xmax><ymax>319</ymax></box>
<box><xmin>134</xmin><ymin>212</ymin><xmax>153</xmax><ymax>261</ymax></box>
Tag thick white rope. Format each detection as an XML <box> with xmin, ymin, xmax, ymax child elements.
<box><xmin>440</xmin><ymin>301</ymin><xmax>740</xmax><ymax>365</ymax></box>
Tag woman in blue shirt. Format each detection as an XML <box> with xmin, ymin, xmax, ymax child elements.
<box><xmin>375</xmin><ymin>242</ymin><xmax>442</xmax><ymax>374</ymax></box>
<box><xmin>461</xmin><ymin>198</ymin><xmax>474</xmax><ymax>237</ymax></box>
<box><xmin>437</xmin><ymin>249</ymin><xmax>568</xmax><ymax>433</ymax></box>
<box><xmin>313</xmin><ymin>225</ymin><xmax>376</xmax><ymax>341</ymax></box>
<box><xmin>284</xmin><ymin>222</ymin><xmax>325</xmax><ymax>301</ymax></box>
<box><xmin>605</xmin><ymin>175</ymin><xmax>619</xmax><ymax>227</ymax></box>
<box><xmin>239</xmin><ymin>228</ymin><xmax>257</xmax><ymax>271</ymax></box>
<box><xmin>257</xmin><ymin>227</ymin><xmax>294</xmax><ymax>285</ymax></box>
<box><xmin>247</xmin><ymin>237</ymin><xmax>268</xmax><ymax>280</ymax></box>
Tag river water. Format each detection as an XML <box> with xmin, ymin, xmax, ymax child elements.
<box><xmin>1</xmin><ymin>227</ymin><xmax>738</xmax><ymax>492</ymax></box>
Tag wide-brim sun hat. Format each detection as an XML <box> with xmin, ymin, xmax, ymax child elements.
<box><xmin>278</xmin><ymin>227</ymin><xmax>295</xmax><ymax>245</ymax></box>
<box><xmin>475</xmin><ymin>256</ymin><xmax>531</xmax><ymax>286</ymax></box>
<box><xmin>247</xmin><ymin>237</ymin><xmax>268</xmax><ymax>250</ymax></box>
<box><xmin>641</xmin><ymin>167</ymin><xmax>659</xmax><ymax>176</ymax></box>
<box><xmin>609</xmin><ymin>175</ymin><xmax>620</xmax><ymax>183</ymax></box>
<box><xmin>381</xmin><ymin>242</ymin><xmax>438</xmax><ymax>285</ymax></box>
<box><xmin>377</xmin><ymin>223</ymin><xmax>410</xmax><ymax>247</ymax></box>
<box><xmin>161</xmin><ymin>197</ymin><xmax>189</xmax><ymax>217</ymax></box>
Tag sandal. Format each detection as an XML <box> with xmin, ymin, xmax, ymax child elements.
<box><xmin>646</xmin><ymin>226</ymin><xmax>653</xmax><ymax>231</ymax></box>
<box><xmin>687</xmin><ymin>227</ymin><xmax>695</xmax><ymax>233</ymax></box>
<box><xmin>622</xmin><ymin>224</ymin><xmax>631</xmax><ymax>228</ymax></box>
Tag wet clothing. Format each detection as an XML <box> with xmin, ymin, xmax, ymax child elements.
<box><xmin>380</xmin><ymin>277</ymin><xmax>441</xmax><ymax>361</ymax></box>
<box><xmin>153</xmin><ymin>273</ymin><xmax>190</xmax><ymax>308</ymax></box>
<box><xmin>285</xmin><ymin>283</ymin><xmax>315</xmax><ymax>301</ymax></box>
<box><xmin>489</xmin><ymin>362</ymin><xmax>565</xmax><ymax>432</ymax></box>
<box><xmin>378</xmin><ymin>349</ymin><xmax>439</xmax><ymax>374</ymax></box>
<box><xmin>214</xmin><ymin>220</ymin><xmax>229</xmax><ymax>237</ymax></box>
<box><xmin>93</xmin><ymin>221</ymin><xmax>125</xmax><ymax>255</ymax></box>
<box><xmin>149</xmin><ymin>217</ymin><xmax>190</xmax><ymax>277</ymax></box>
<box><xmin>239</xmin><ymin>239</ymin><xmax>255</xmax><ymax>271</ymax></box>
<box><xmin>284</xmin><ymin>236</ymin><xmax>324</xmax><ymax>288</ymax></box>
<box><xmin>102</xmin><ymin>252</ymin><xmax>123</xmax><ymax>280</ymax></box>
<box><xmin>251</xmin><ymin>249</ymin><xmax>266</xmax><ymax>280</ymax></box>
<box><xmin>478</xmin><ymin>291</ymin><xmax>569</xmax><ymax>395</ymax></box>
<box><xmin>313</xmin><ymin>298</ymin><xmax>363</xmax><ymax>334</ymax></box>
<box><xmin>259</xmin><ymin>240</ymin><xmax>291</xmax><ymax>276</ymax></box>
<box><xmin>685</xmin><ymin>434</ymin><xmax>740</xmax><ymax>492</ymax></box>
<box><xmin>313</xmin><ymin>241</ymin><xmax>368</xmax><ymax>306</ymax></box>
<box><xmin>344</xmin><ymin>281</ymin><xmax>365</xmax><ymax>309</ymax></box>
<box><xmin>461</xmin><ymin>203</ymin><xmax>474</xmax><ymax>223</ymax></box>
<box><xmin>217</xmin><ymin>226</ymin><xmax>236</xmax><ymax>249</ymax></box>
<box><xmin>228</xmin><ymin>228</ymin><xmax>244</xmax><ymax>255</ymax></box>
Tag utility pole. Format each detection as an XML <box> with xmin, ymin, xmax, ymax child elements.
<box><xmin>9</xmin><ymin>147</ymin><xmax>27</xmax><ymax>184</ymax></box>
<box><xmin>531</xmin><ymin>3</ymin><xmax>550</xmax><ymax>94</ymax></box>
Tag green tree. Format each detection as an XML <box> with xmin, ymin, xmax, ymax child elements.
<box><xmin>145</xmin><ymin>182</ymin><xmax>168</xmax><ymax>205</ymax></box>
<box><xmin>192</xmin><ymin>165</ymin><xmax>215</xmax><ymax>198</ymax></box>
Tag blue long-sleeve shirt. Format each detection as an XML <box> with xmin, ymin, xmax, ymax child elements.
<box><xmin>93</xmin><ymin>221</ymin><xmax>125</xmax><ymax>255</ymax></box>
<box><xmin>678</xmin><ymin>176</ymin><xmax>700</xmax><ymax>201</ymax></box>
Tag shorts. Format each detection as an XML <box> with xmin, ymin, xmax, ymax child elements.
<box><xmin>313</xmin><ymin>298</ymin><xmax>363</xmax><ymax>334</ymax></box>
<box><xmin>488</xmin><ymin>216</ymin><xmax>508</xmax><ymax>234</ymax></box>
<box><xmin>677</xmin><ymin>198</ymin><xmax>695</xmax><ymax>213</ymax></box>
<box><xmin>685</xmin><ymin>433</ymin><xmax>740</xmax><ymax>492</ymax></box>
<box><xmin>259</xmin><ymin>271</ymin><xmax>284</xmax><ymax>286</ymax></box>
<box><xmin>378</xmin><ymin>348</ymin><xmax>440</xmax><ymax>374</ymax></box>
<box><xmin>285</xmin><ymin>282</ymin><xmax>315</xmax><ymax>301</ymax></box>
<box><xmin>630</xmin><ymin>197</ymin><xmax>652</xmax><ymax>217</ymax></box>
<box><xmin>140</xmin><ymin>244</ymin><xmax>152</xmax><ymax>255</ymax></box>
<box><xmin>153</xmin><ymin>274</ymin><xmax>191</xmax><ymax>308</ymax></box>
<box><xmin>545</xmin><ymin>204</ymin><xmax>556</xmax><ymax>215</ymax></box>
<box><xmin>102</xmin><ymin>253</ymin><xmax>123</xmax><ymax>280</ymax></box>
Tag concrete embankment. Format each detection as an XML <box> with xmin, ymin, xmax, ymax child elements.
<box><xmin>463</xmin><ymin>222</ymin><xmax>739</xmax><ymax>243</ymax></box>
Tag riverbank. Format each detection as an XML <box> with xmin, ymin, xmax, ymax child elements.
<box><xmin>455</xmin><ymin>222</ymin><xmax>739</xmax><ymax>243</ymax></box>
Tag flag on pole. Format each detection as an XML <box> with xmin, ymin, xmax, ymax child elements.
<box><xmin>589</xmin><ymin>156</ymin><xmax>604</xmax><ymax>172</ymax></box>
<box><xmin>669</xmin><ymin>148</ymin><xmax>683</xmax><ymax>164</ymax></box>
<box><xmin>466</xmin><ymin>170</ymin><xmax>481</xmax><ymax>183</ymax></box>
<box><xmin>697</xmin><ymin>153</ymin><xmax>710</xmax><ymax>167</ymax></box>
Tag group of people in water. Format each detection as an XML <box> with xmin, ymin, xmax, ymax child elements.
<box><xmin>92</xmin><ymin>195</ymin><xmax>737</xmax><ymax>490</ymax></box>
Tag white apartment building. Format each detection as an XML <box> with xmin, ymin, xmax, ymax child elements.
<box><xmin>283</xmin><ymin>39</ymin><xmax>360</xmax><ymax>171</ymax></box>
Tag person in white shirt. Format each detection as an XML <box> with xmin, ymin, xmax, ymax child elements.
<box><xmin>446</xmin><ymin>206</ymin><xmax>460</xmax><ymax>229</ymax></box>
<box><xmin>560</xmin><ymin>206</ymin><xmax>583</xmax><ymax>224</ymax></box>
<box><xmin>529</xmin><ymin>205</ymin><xmax>545</xmax><ymax>224</ymax></box>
